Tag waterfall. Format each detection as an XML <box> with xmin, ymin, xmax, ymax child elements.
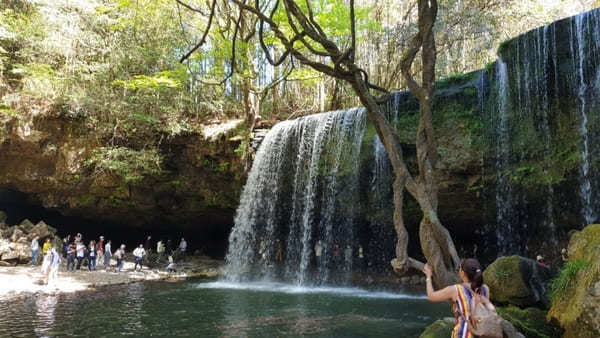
<box><xmin>571</xmin><ymin>12</ymin><xmax>597</xmax><ymax>226</ymax></box>
<box><xmin>494</xmin><ymin>58</ymin><xmax>517</xmax><ymax>255</ymax></box>
<box><xmin>225</xmin><ymin>108</ymin><xmax>366</xmax><ymax>285</ymax></box>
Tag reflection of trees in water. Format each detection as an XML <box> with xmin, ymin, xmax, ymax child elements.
<box><xmin>34</xmin><ymin>294</ymin><xmax>58</xmax><ymax>337</ymax></box>
<box><xmin>219</xmin><ymin>312</ymin><xmax>391</xmax><ymax>336</ymax></box>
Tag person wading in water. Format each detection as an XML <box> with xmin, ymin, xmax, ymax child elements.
<box><xmin>422</xmin><ymin>258</ymin><xmax>496</xmax><ymax>338</ymax></box>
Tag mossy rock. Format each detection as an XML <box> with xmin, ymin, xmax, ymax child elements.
<box><xmin>548</xmin><ymin>224</ymin><xmax>600</xmax><ymax>338</ymax></box>
<box><xmin>419</xmin><ymin>317</ymin><xmax>454</xmax><ymax>338</ymax></box>
<box><xmin>497</xmin><ymin>306</ymin><xmax>562</xmax><ymax>338</ymax></box>
<box><xmin>483</xmin><ymin>255</ymin><xmax>554</xmax><ymax>308</ymax></box>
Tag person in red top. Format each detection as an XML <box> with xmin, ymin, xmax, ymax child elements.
<box><xmin>536</xmin><ymin>255</ymin><xmax>548</xmax><ymax>268</ymax></box>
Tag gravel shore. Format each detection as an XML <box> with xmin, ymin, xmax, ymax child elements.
<box><xmin>0</xmin><ymin>256</ymin><xmax>224</xmax><ymax>298</ymax></box>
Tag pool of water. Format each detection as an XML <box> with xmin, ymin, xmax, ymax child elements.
<box><xmin>0</xmin><ymin>280</ymin><xmax>450</xmax><ymax>337</ymax></box>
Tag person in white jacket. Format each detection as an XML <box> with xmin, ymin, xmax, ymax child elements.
<box><xmin>133</xmin><ymin>244</ymin><xmax>146</xmax><ymax>271</ymax></box>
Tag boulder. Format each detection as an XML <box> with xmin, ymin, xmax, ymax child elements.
<box><xmin>419</xmin><ymin>316</ymin><xmax>526</xmax><ymax>338</ymax></box>
<box><xmin>30</xmin><ymin>220</ymin><xmax>56</xmax><ymax>238</ymax></box>
<box><xmin>548</xmin><ymin>224</ymin><xmax>600</xmax><ymax>338</ymax></box>
<box><xmin>483</xmin><ymin>255</ymin><xmax>554</xmax><ymax>308</ymax></box>
<box><xmin>419</xmin><ymin>318</ymin><xmax>454</xmax><ymax>338</ymax></box>
<box><xmin>18</xmin><ymin>219</ymin><xmax>35</xmax><ymax>232</ymax></box>
<box><xmin>10</xmin><ymin>228</ymin><xmax>24</xmax><ymax>242</ymax></box>
<box><xmin>0</xmin><ymin>240</ymin><xmax>30</xmax><ymax>263</ymax></box>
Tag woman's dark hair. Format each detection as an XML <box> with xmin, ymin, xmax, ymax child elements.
<box><xmin>461</xmin><ymin>258</ymin><xmax>484</xmax><ymax>293</ymax></box>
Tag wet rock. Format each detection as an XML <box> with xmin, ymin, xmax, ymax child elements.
<box><xmin>483</xmin><ymin>255</ymin><xmax>554</xmax><ymax>308</ymax></box>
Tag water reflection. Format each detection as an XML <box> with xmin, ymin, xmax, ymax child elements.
<box><xmin>34</xmin><ymin>294</ymin><xmax>58</xmax><ymax>338</ymax></box>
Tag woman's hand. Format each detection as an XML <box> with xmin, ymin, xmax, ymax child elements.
<box><xmin>423</xmin><ymin>263</ymin><xmax>432</xmax><ymax>278</ymax></box>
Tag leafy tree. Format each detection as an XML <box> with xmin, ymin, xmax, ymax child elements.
<box><xmin>178</xmin><ymin>0</ymin><xmax>461</xmax><ymax>287</ymax></box>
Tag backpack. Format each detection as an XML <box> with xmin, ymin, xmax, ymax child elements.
<box><xmin>466</xmin><ymin>286</ymin><xmax>503</xmax><ymax>338</ymax></box>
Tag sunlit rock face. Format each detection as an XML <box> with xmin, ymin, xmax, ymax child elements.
<box><xmin>0</xmin><ymin>113</ymin><xmax>246</xmax><ymax>253</ymax></box>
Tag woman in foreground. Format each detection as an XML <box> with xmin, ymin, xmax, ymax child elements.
<box><xmin>422</xmin><ymin>258</ymin><xmax>495</xmax><ymax>338</ymax></box>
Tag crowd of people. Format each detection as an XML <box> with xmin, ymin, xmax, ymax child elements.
<box><xmin>29</xmin><ymin>234</ymin><xmax>190</xmax><ymax>285</ymax></box>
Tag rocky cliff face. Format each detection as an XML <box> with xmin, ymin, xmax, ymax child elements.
<box><xmin>0</xmin><ymin>110</ymin><xmax>247</xmax><ymax>242</ymax></box>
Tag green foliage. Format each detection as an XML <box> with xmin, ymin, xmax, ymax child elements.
<box><xmin>84</xmin><ymin>146</ymin><xmax>164</xmax><ymax>183</ymax></box>
<box><xmin>550</xmin><ymin>260</ymin><xmax>591</xmax><ymax>302</ymax></box>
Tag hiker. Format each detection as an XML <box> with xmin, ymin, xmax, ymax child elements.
<box><xmin>275</xmin><ymin>239</ymin><xmax>284</xmax><ymax>263</ymax></box>
<box><xmin>179</xmin><ymin>237</ymin><xmax>187</xmax><ymax>261</ymax></box>
<box><xmin>314</xmin><ymin>240</ymin><xmax>323</xmax><ymax>266</ymax></box>
<box><xmin>157</xmin><ymin>239</ymin><xmax>165</xmax><ymax>257</ymax></box>
<box><xmin>166</xmin><ymin>238</ymin><xmax>173</xmax><ymax>255</ymax></box>
<box><xmin>47</xmin><ymin>247</ymin><xmax>61</xmax><ymax>287</ymax></box>
<box><xmin>133</xmin><ymin>244</ymin><xmax>146</xmax><ymax>271</ymax></box>
<box><xmin>166</xmin><ymin>255</ymin><xmax>176</xmax><ymax>273</ymax></box>
<box><xmin>62</xmin><ymin>237</ymin><xmax>69</xmax><ymax>258</ymax></box>
<box><xmin>104</xmin><ymin>240</ymin><xmax>112</xmax><ymax>267</ymax></box>
<box><xmin>536</xmin><ymin>255</ymin><xmax>548</xmax><ymax>268</ymax></box>
<box><xmin>88</xmin><ymin>240</ymin><xmax>97</xmax><ymax>271</ymax></box>
<box><xmin>358</xmin><ymin>245</ymin><xmax>365</xmax><ymax>270</ymax></box>
<box><xmin>144</xmin><ymin>235</ymin><xmax>152</xmax><ymax>253</ymax></box>
<box><xmin>75</xmin><ymin>241</ymin><xmax>85</xmax><ymax>270</ymax></box>
<box><xmin>30</xmin><ymin>236</ymin><xmax>40</xmax><ymax>266</ymax></box>
<box><xmin>66</xmin><ymin>243</ymin><xmax>76</xmax><ymax>271</ymax></box>
<box><xmin>421</xmin><ymin>258</ymin><xmax>497</xmax><ymax>338</ymax></box>
<box><xmin>114</xmin><ymin>244</ymin><xmax>125</xmax><ymax>272</ymax></box>
<box><xmin>97</xmin><ymin>236</ymin><xmax>105</xmax><ymax>267</ymax></box>
<box><xmin>41</xmin><ymin>249</ymin><xmax>52</xmax><ymax>283</ymax></box>
<box><xmin>42</xmin><ymin>238</ymin><xmax>52</xmax><ymax>256</ymax></box>
<box><xmin>258</xmin><ymin>240</ymin><xmax>267</xmax><ymax>263</ymax></box>
<box><xmin>344</xmin><ymin>244</ymin><xmax>352</xmax><ymax>270</ymax></box>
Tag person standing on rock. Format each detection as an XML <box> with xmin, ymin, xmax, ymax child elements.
<box><xmin>104</xmin><ymin>240</ymin><xmax>112</xmax><ymax>267</ymax></box>
<box><xmin>75</xmin><ymin>241</ymin><xmax>85</xmax><ymax>270</ymax></box>
<box><xmin>97</xmin><ymin>236</ymin><xmax>105</xmax><ymax>267</ymax></box>
<box><xmin>133</xmin><ymin>244</ymin><xmax>146</xmax><ymax>271</ymax></box>
<box><xmin>30</xmin><ymin>236</ymin><xmax>40</xmax><ymax>266</ymax></box>
<box><xmin>421</xmin><ymin>258</ymin><xmax>497</xmax><ymax>338</ymax></box>
<box><xmin>88</xmin><ymin>240</ymin><xmax>97</xmax><ymax>271</ymax></box>
<box><xmin>114</xmin><ymin>244</ymin><xmax>125</xmax><ymax>272</ymax></box>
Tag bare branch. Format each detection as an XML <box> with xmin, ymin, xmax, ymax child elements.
<box><xmin>179</xmin><ymin>0</ymin><xmax>218</xmax><ymax>63</ymax></box>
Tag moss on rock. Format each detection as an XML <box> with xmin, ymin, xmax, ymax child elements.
<box><xmin>419</xmin><ymin>318</ymin><xmax>455</xmax><ymax>338</ymax></box>
<box><xmin>497</xmin><ymin>306</ymin><xmax>562</xmax><ymax>338</ymax></box>
<box><xmin>548</xmin><ymin>224</ymin><xmax>600</xmax><ymax>338</ymax></box>
<box><xmin>483</xmin><ymin>255</ymin><xmax>553</xmax><ymax>308</ymax></box>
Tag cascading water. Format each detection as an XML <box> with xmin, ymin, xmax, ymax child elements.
<box><xmin>225</xmin><ymin>108</ymin><xmax>366</xmax><ymax>285</ymax></box>
<box><xmin>571</xmin><ymin>12</ymin><xmax>598</xmax><ymax>226</ymax></box>
<box><xmin>493</xmin><ymin>58</ymin><xmax>517</xmax><ymax>255</ymax></box>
